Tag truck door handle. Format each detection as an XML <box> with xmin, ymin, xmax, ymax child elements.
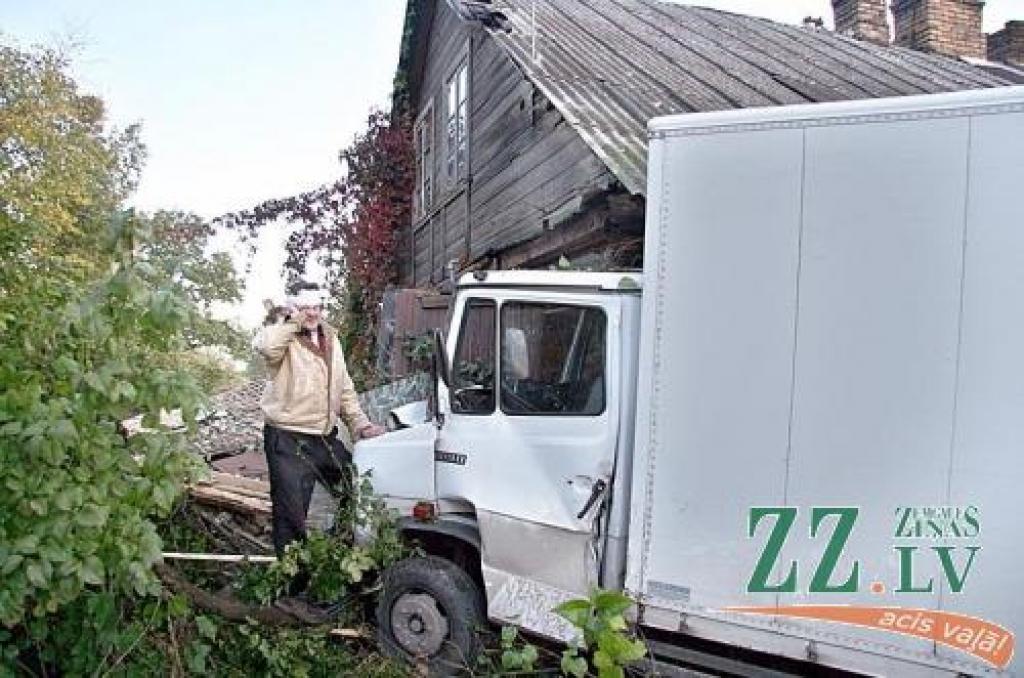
<box><xmin>577</xmin><ymin>479</ymin><xmax>608</xmax><ymax>520</ymax></box>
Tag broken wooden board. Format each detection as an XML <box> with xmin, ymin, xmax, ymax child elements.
<box><xmin>188</xmin><ymin>472</ymin><xmax>272</xmax><ymax>515</ymax></box>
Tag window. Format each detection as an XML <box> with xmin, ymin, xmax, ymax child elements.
<box><xmin>451</xmin><ymin>298</ymin><xmax>495</xmax><ymax>414</ymax></box>
<box><xmin>413</xmin><ymin>102</ymin><xmax>433</xmax><ymax>219</ymax></box>
<box><xmin>500</xmin><ymin>303</ymin><xmax>606</xmax><ymax>416</ymax></box>
<box><xmin>445</xmin><ymin>59</ymin><xmax>468</xmax><ymax>181</ymax></box>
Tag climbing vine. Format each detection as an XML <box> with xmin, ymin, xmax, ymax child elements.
<box><xmin>217</xmin><ymin>110</ymin><xmax>414</xmax><ymax>388</ymax></box>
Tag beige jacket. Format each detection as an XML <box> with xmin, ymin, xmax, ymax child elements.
<box><xmin>256</xmin><ymin>320</ymin><xmax>370</xmax><ymax>436</ymax></box>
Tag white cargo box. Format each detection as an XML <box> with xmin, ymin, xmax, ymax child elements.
<box><xmin>628</xmin><ymin>87</ymin><xmax>1024</xmax><ymax>676</ymax></box>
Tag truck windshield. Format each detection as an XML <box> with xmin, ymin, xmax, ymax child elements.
<box><xmin>500</xmin><ymin>302</ymin><xmax>606</xmax><ymax>416</ymax></box>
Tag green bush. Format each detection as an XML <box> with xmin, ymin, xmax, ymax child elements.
<box><xmin>0</xmin><ymin>215</ymin><xmax>207</xmax><ymax>628</ymax></box>
<box><xmin>0</xmin><ymin>40</ymin><xmax>246</xmax><ymax>673</ymax></box>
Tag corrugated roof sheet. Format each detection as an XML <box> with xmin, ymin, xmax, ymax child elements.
<box><xmin>464</xmin><ymin>0</ymin><xmax>1015</xmax><ymax>194</ymax></box>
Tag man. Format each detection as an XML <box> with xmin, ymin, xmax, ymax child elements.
<box><xmin>255</xmin><ymin>283</ymin><xmax>385</xmax><ymax>557</ymax></box>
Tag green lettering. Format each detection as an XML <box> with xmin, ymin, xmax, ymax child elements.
<box><xmin>747</xmin><ymin>507</ymin><xmax>798</xmax><ymax>593</ymax></box>
<box><xmin>895</xmin><ymin>546</ymin><xmax>933</xmax><ymax>593</ymax></box>
<box><xmin>962</xmin><ymin>506</ymin><xmax>980</xmax><ymax>538</ymax></box>
<box><xmin>934</xmin><ymin>546</ymin><xmax>980</xmax><ymax>593</ymax></box>
<box><xmin>809</xmin><ymin>507</ymin><xmax>860</xmax><ymax>593</ymax></box>
<box><xmin>894</xmin><ymin>507</ymin><xmax>914</xmax><ymax>538</ymax></box>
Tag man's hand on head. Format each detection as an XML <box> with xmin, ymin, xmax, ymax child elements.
<box><xmin>286</xmin><ymin>287</ymin><xmax>325</xmax><ymax>331</ymax></box>
<box><xmin>263</xmin><ymin>304</ymin><xmax>291</xmax><ymax>327</ymax></box>
<box><xmin>357</xmin><ymin>423</ymin><xmax>386</xmax><ymax>440</ymax></box>
<box><xmin>290</xmin><ymin>305</ymin><xmax>322</xmax><ymax>332</ymax></box>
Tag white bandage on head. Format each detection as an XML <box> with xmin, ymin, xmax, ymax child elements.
<box><xmin>288</xmin><ymin>288</ymin><xmax>326</xmax><ymax>308</ymax></box>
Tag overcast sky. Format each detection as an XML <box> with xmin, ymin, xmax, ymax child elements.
<box><xmin>3</xmin><ymin>0</ymin><xmax>1020</xmax><ymax>326</ymax></box>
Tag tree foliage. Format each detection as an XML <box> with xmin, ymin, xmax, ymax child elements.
<box><xmin>0</xmin><ymin>43</ymin><xmax>142</xmax><ymax>287</ymax></box>
<box><xmin>0</xmin><ymin>40</ymin><xmax>235</xmax><ymax>640</ymax></box>
<box><xmin>138</xmin><ymin>210</ymin><xmax>248</xmax><ymax>358</ymax></box>
<box><xmin>217</xmin><ymin>110</ymin><xmax>414</xmax><ymax>388</ymax></box>
<box><xmin>0</xmin><ymin>42</ymin><xmax>247</xmax><ymax>364</ymax></box>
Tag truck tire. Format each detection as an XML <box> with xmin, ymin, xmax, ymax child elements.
<box><xmin>377</xmin><ymin>555</ymin><xmax>486</xmax><ymax>673</ymax></box>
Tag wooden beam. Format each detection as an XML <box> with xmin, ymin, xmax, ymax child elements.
<box><xmin>499</xmin><ymin>208</ymin><xmax>609</xmax><ymax>269</ymax></box>
<box><xmin>205</xmin><ymin>472</ymin><xmax>271</xmax><ymax>495</ymax></box>
<box><xmin>189</xmin><ymin>485</ymin><xmax>272</xmax><ymax>515</ymax></box>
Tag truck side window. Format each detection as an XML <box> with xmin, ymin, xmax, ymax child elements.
<box><xmin>451</xmin><ymin>298</ymin><xmax>496</xmax><ymax>414</ymax></box>
<box><xmin>500</xmin><ymin>303</ymin><xmax>606</xmax><ymax>416</ymax></box>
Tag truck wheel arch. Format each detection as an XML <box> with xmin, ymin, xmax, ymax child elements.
<box><xmin>398</xmin><ymin>516</ymin><xmax>484</xmax><ymax>592</ymax></box>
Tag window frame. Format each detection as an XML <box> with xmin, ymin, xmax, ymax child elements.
<box><xmin>449</xmin><ymin>296</ymin><xmax>497</xmax><ymax>416</ymax></box>
<box><xmin>444</xmin><ymin>52</ymin><xmax>469</xmax><ymax>184</ymax></box>
<box><xmin>498</xmin><ymin>301</ymin><xmax>608</xmax><ymax>418</ymax></box>
<box><xmin>413</xmin><ymin>99</ymin><xmax>434</xmax><ymax>221</ymax></box>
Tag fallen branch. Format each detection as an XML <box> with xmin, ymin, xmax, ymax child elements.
<box><xmin>154</xmin><ymin>562</ymin><xmax>299</xmax><ymax>626</ymax></box>
<box><xmin>214</xmin><ymin>515</ymin><xmax>275</xmax><ymax>554</ymax></box>
<box><xmin>192</xmin><ymin>508</ymin><xmax>274</xmax><ymax>555</ymax></box>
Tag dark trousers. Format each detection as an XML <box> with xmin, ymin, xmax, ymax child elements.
<box><xmin>264</xmin><ymin>424</ymin><xmax>352</xmax><ymax>556</ymax></box>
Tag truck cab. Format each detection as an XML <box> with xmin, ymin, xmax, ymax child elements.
<box><xmin>355</xmin><ymin>270</ymin><xmax>642</xmax><ymax>664</ymax></box>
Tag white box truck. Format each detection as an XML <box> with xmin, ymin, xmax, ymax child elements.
<box><xmin>356</xmin><ymin>86</ymin><xmax>1024</xmax><ymax>676</ymax></box>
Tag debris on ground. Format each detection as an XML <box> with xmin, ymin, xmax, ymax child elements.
<box><xmin>189</xmin><ymin>471</ymin><xmax>272</xmax><ymax>516</ymax></box>
<box><xmin>193</xmin><ymin>380</ymin><xmax>267</xmax><ymax>473</ymax></box>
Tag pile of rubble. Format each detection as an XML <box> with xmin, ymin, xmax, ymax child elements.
<box><xmin>192</xmin><ymin>380</ymin><xmax>269</xmax><ymax>479</ymax></box>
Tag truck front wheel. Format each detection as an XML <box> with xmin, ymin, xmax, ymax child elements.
<box><xmin>377</xmin><ymin>555</ymin><xmax>486</xmax><ymax>672</ymax></box>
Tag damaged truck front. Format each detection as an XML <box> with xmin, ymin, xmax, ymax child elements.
<box><xmin>357</xmin><ymin>270</ymin><xmax>641</xmax><ymax>669</ymax></box>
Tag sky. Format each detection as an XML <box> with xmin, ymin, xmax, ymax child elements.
<box><xmin>2</xmin><ymin>0</ymin><xmax>1020</xmax><ymax>326</ymax></box>
<box><xmin>2</xmin><ymin>0</ymin><xmax>409</xmax><ymax>327</ymax></box>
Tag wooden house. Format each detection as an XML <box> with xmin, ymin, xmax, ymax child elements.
<box><xmin>393</xmin><ymin>0</ymin><xmax>1018</xmax><ymax>288</ymax></box>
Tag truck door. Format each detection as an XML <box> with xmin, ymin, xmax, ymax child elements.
<box><xmin>436</xmin><ymin>290</ymin><xmax>621</xmax><ymax>638</ymax></box>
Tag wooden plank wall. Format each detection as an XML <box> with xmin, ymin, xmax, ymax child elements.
<box><xmin>405</xmin><ymin>0</ymin><xmax>617</xmax><ymax>286</ymax></box>
<box><xmin>376</xmin><ymin>289</ymin><xmax>451</xmax><ymax>378</ymax></box>
<box><xmin>410</xmin><ymin>2</ymin><xmax>469</xmax><ymax>286</ymax></box>
<box><xmin>469</xmin><ymin>33</ymin><xmax>614</xmax><ymax>260</ymax></box>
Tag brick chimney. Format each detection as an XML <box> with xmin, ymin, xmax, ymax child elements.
<box><xmin>988</xmin><ymin>21</ymin><xmax>1024</xmax><ymax>66</ymax></box>
<box><xmin>892</xmin><ymin>0</ymin><xmax>987</xmax><ymax>59</ymax></box>
<box><xmin>831</xmin><ymin>0</ymin><xmax>891</xmax><ymax>45</ymax></box>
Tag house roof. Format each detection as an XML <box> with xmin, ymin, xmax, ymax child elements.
<box><xmin>443</xmin><ymin>0</ymin><xmax>1016</xmax><ymax>195</ymax></box>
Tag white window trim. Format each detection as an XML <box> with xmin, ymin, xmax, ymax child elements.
<box><xmin>414</xmin><ymin>99</ymin><xmax>434</xmax><ymax>221</ymax></box>
<box><xmin>444</xmin><ymin>50</ymin><xmax>470</xmax><ymax>184</ymax></box>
